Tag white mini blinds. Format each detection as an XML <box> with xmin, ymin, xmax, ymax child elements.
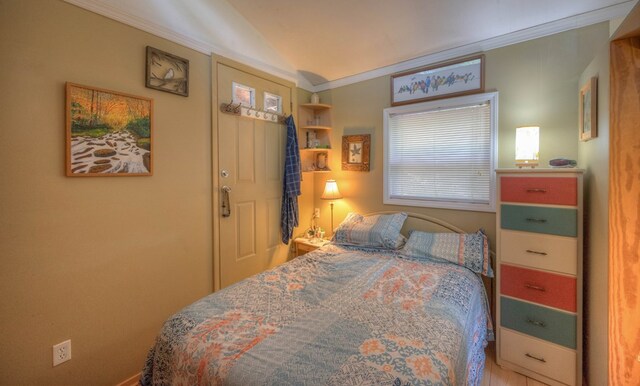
<box><xmin>383</xmin><ymin>92</ymin><xmax>498</xmax><ymax>212</ymax></box>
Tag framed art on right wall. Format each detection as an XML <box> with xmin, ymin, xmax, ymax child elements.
<box><xmin>579</xmin><ymin>76</ymin><xmax>597</xmax><ymax>141</ymax></box>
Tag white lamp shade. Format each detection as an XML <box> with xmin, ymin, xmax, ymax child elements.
<box><xmin>321</xmin><ymin>179</ymin><xmax>342</xmax><ymax>200</ymax></box>
<box><xmin>515</xmin><ymin>126</ymin><xmax>540</xmax><ymax>162</ymax></box>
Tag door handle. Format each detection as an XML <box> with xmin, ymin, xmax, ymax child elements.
<box><xmin>221</xmin><ymin>186</ymin><xmax>231</xmax><ymax>217</ymax></box>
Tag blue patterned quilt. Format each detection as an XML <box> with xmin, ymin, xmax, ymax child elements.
<box><xmin>141</xmin><ymin>244</ymin><xmax>493</xmax><ymax>385</ymax></box>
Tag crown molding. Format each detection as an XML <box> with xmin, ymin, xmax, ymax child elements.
<box><xmin>310</xmin><ymin>1</ymin><xmax>635</xmax><ymax>92</ymax></box>
<box><xmin>63</xmin><ymin>0</ymin><xmax>299</xmax><ymax>85</ymax></box>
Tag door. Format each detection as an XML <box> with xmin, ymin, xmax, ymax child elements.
<box><xmin>216</xmin><ymin>62</ymin><xmax>292</xmax><ymax>289</ymax></box>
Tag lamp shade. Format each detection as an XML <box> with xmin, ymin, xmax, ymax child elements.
<box><xmin>515</xmin><ymin>126</ymin><xmax>540</xmax><ymax>162</ymax></box>
<box><xmin>321</xmin><ymin>179</ymin><xmax>343</xmax><ymax>200</ymax></box>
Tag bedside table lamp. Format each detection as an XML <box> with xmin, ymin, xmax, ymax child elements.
<box><xmin>515</xmin><ymin>126</ymin><xmax>540</xmax><ymax>168</ymax></box>
<box><xmin>321</xmin><ymin>179</ymin><xmax>342</xmax><ymax>236</ymax></box>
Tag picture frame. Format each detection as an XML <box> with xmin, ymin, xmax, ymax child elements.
<box><xmin>145</xmin><ymin>46</ymin><xmax>189</xmax><ymax>97</ymax></box>
<box><xmin>232</xmin><ymin>82</ymin><xmax>255</xmax><ymax>107</ymax></box>
<box><xmin>342</xmin><ymin>134</ymin><xmax>370</xmax><ymax>171</ymax></box>
<box><xmin>263</xmin><ymin>92</ymin><xmax>282</xmax><ymax>113</ymax></box>
<box><xmin>390</xmin><ymin>54</ymin><xmax>484</xmax><ymax>106</ymax></box>
<box><xmin>66</xmin><ymin>82</ymin><xmax>153</xmax><ymax>176</ymax></box>
<box><xmin>315</xmin><ymin>151</ymin><xmax>329</xmax><ymax>171</ymax></box>
<box><xmin>579</xmin><ymin>76</ymin><xmax>597</xmax><ymax>141</ymax></box>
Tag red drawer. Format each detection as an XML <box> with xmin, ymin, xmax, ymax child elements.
<box><xmin>501</xmin><ymin>264</ymin><xmax>576</xmax><ymax>312</ymax></box>
<box><xmin>501</xmin><ymin>177</ymin><xmax>577</xmax><ymax>206</ymax></box>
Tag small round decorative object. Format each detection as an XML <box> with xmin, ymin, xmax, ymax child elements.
<box><xmin>310</xmin><ymin>93</ymin><xmax>320</xmax><ymax>104</ymax></box>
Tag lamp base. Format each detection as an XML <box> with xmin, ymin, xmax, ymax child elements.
<box><xmin>330</xmin><ymin>202</ymin><xmax>334</xmax><ymax>237</ymax></box>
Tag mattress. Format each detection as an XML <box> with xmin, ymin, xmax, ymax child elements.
<box><xmin>141</xmin><ymin>244</ymin><xmax>493</xmax><ymax>385</ymax></box>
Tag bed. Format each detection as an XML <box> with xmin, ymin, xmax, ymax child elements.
<box><xmin>141</xmin><ymin>212</ymin><xmax>494</xmax><ymax>385</ymax></box>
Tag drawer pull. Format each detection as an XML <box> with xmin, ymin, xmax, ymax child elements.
<box><xmin>526</xmin><ymin>188</ymin><xmax>548</xmax><ymax>193</ymax></box>
<box><xmin>525</xmin><ymin>283</ymin><xmax>546</xmax><ymax>292</ymax></box>
<box><xmin>526</xmin><ymin>217</ymin><xmax>547</xmax><ymax>223</ymax></box>
<box><xmin>527</xmin><ymin>318</ymin><xmax>546</xmax><ymax>328</ymax></box>
<box><xmin>525</xmin><ymin>353</ymin><xmax>547</xmax><ymax>363</ymax></box>
<box><xmin>525</xmin><ymin>249</ymin><xmax>548</xmax><ymax>256</ymax></box>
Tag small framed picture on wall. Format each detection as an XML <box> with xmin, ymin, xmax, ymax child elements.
<box><xmin>579</xmin><ymin>76</ymin><xmax>597</xmax><ymax>141</ymax></box>
<box><xmin>146</xmin><ymin>46</ymin><xmax>189</xmax><ymax>97</ymax></box>
<box><xmin>342</xmin><ymin>134</ymin><xmax>370</xmax><ymax>171</ymax></box>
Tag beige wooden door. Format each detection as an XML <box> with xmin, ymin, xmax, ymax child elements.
<box><xmin>217</xmin><ymin>62</ymin><xmax>291</xmax><ymax>288</ymax></box>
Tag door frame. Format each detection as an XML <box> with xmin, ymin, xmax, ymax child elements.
<box><xmin>211</xmin><ymin>54</ymin><xmax>297</xmax><ymax>291</ymax></box>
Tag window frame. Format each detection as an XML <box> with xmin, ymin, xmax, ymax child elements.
<box><xmin>383</xmin><ymin>92</ymin><xmax>498</xmax><ymax>213</ymax></box>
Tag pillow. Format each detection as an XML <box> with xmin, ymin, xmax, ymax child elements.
<box><xmin>331</xmin><ymin>212</ymin><xmax>408</xmax><ymax>249</ymax></box>
<box><xmin>401</xmin><ymin>230</ymin><xmax>493</xmax><ymax>277</ymax></box>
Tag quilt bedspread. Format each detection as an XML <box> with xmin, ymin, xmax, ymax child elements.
<box><xmin>141</xmin><ymin>244</ymin><xmax>493</xmax><ymax>386</ymax></box>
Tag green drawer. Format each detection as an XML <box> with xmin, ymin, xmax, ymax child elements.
<box><xmin>501</xmin><ymin>204</ymin><xmax>577</xmax><ymax>237</ymax></box>
<box><xmin>500</xmin><ymin>296</ymin><xmax>576</xmax><ymax>349</ymax></box>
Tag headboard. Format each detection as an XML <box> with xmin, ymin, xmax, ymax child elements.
<box><xmin>365</xmin><ymin>211</ymin><xmax>495</xmax><ymax>319</ymax></box>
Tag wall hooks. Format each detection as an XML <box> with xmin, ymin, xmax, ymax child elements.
<box><xmin>220</xmin><ymin>101</ymin><xmax>287</xmax><ymax>124</ymax></box>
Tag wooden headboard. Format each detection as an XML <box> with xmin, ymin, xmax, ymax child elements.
<box><xmin>366</xmin><ymin>211</ymin><xmax>495</xmax><ymax>319</ymax></box>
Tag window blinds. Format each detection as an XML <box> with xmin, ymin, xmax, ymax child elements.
<box><xmin>387</xmin><ymin>102</ymin><xmax>492</xmax><ymax>205</ymax></box>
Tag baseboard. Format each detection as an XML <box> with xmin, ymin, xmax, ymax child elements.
<box><xmin>116</xmin><ymin>372</ymin><xmax>140</xmax><ymax>386</ymax></box>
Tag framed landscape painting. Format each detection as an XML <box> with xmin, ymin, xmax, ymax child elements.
<box><xmin>391</xmin><ymin>55</ymin><xmax>484</xmax><ymax>106</ymax></box>
<box><xmin>66</xmin><ymin>83</ymin><xmax>153</xmax><ymax>176</ymax></box>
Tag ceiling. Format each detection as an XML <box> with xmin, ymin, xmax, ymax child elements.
<box><xmin>66</xmin><ymin>0</ymin><xmax>635</xmax><ymax>90</ymax></box>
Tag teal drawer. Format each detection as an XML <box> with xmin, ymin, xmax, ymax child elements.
<box><xmin>501</xmin><ymin>204</ymin><xmax>577</xmax><ymax>237</ymax></box>
<box><xmin>501</xmin><ymin>296</ymin><xmax>576</xmax><ymax>349</ymax></box>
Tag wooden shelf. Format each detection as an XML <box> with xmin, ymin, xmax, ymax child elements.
<box><xmin>300</xmin><ymin>103</ymin><xmax>331</xmax><ymax>110</ymax></box>
<box><xmin>302</xmin><ymin>169</ymin><xmax>331</xmax><ymax>173</ymax></box>
<box><xmin>299</xmin><ymin>102</ymin><xmax>332</xmax><ymax>173</ymax></box>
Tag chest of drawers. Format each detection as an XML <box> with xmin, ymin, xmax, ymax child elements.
<box><xmin>496</xmin><ymin>169</ymin><xmax>583</xmax><ymax>386</ymax></box>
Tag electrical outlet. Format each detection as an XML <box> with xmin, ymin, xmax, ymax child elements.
<box><xmin>53</xmin><ymin>340</ymin><xmax>71</xmax><ymax>366</ymax></box>
<box><xmin>314</xmin><ymin>208</ymin><xmax>320</xmax><ymax>218</ymax></box>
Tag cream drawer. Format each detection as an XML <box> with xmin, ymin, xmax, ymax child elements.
<box><xmin>500</xmin><ymin>230</ymin><xmax>577</xmax><ymax>275</ymax></box>
<box><xmin>500</xmin><ymin>328</ymin><xmax>576</xmax><ymax>385</ymax></box>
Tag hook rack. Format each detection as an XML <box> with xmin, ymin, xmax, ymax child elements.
<box><xmin>220</xmin><ymin>101</ymin><xmax>288</xmax><ymax>124</ymax></box>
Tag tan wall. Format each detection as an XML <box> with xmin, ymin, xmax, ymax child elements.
<box><xmin>577</xmin><ymin>40</ymin><xmax>610</xmax><ymax>386</ymax></box>
<box><xmin>311</xmin><ymin>22</ymin><xmax>609</xmax><ymax>250</ymax></box>
<box><xmin>0</xmin><ymin>1</ymin><xmax>212</xmax><ymax>384</ymax></box>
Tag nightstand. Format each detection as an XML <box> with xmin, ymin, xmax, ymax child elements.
<box><xmin>294</xmin><ymin>238</ymin><xmax>330</xmax><ymax>257</ymax></box>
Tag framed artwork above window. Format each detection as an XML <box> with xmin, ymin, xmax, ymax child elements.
<box><xmin>390</xmin><ymin>55</ymin><xmax>484</xmax><ymax>106</ymax></box>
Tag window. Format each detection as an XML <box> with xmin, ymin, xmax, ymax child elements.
<box><xmin>383</xmin><ymin>92</ymin><xmax>498</xmax><ymax>212</ymax></box>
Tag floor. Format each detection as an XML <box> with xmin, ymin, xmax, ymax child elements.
<box><xmin>482</xmin><ymin>344</ymin><xmax>549</xmax><ymax>386</ymax></box>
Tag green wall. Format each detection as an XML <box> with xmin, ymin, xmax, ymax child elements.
<box><xmin>308</xmin><ymin>23</ymin><xmax>609</xmax><ymax>240</ymax></box>
<box><xmin>578</xmin><ymin>38</ymin><xmax>611</xmax><ymax>386</ymax></box>
<box><xmin>301</xmin><ymin>22</ymin><xmax>610</xmax><ymax>385</ymax></box>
